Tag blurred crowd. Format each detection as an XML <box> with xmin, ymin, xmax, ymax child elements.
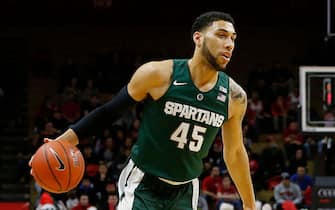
<box><xmin>15</xmin><ymin>51</ymin><xmax>335</xmax><ymax>210</ymax></box>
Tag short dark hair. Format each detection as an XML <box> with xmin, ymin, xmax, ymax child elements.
<box><xmin>191</xmin><ymin>11</ymin><xmax>235</xmax><ymax>38</ymax></box>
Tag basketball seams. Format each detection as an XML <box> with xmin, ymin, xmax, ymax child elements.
<box><xmin>55</xmin><ymin>141</ymin><xmax>72</xmax><ymax>191</ymax></box>
<box><xmin>70</xmin><ymin>150</ymin><xmax>85</xmax><ymax>191</ymax></box>
<box><xmin>44</xmin><ymin>143</ymin><xmax>63</xmax><ymax>192</ymax></box>
<box><xmin>34</xmin><ymin>171</ymin><xmax>52</xmax><ymax>192</ymax></box>
<box><xmin>77</xmin><ymin>152</ymin><xmax>85</xmax><ymax>188</ymax></box>
<box><xmin>33</xmin><ymin>149</ymin><xmax>54</xmax><ymax>192</ymax></box>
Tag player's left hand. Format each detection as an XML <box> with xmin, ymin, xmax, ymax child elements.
<box><xmin>28</xmin><ymin>138</ymin><xmax>55</xmax><ymax>175</ymax></box>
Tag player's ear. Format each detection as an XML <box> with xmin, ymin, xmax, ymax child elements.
<box><xmin>193</xmin><ymin>31</ymin><xmax>202</xmax><ymax>47</ymax></box>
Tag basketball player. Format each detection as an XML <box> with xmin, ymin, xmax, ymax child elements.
<box><xmin>30</xmin><ymin>11</ymin><xmax>256</xmax><ymax>210</ymax></box>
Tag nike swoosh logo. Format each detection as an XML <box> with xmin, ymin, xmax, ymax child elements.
<box><xmin>49</xmin><ymin>147</ymin><xmax>65</xmax><ymax>171</ymax></box>
<box><xmin>173</xmin><ymin>80</ymin><xmax>188</xmax><ymax>86</ymax></box>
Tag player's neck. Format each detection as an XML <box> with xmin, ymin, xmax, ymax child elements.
<box><xmin>188</xmin><ymin>58</ymin><xmax>218</xmax><ymax>92</ymax></box>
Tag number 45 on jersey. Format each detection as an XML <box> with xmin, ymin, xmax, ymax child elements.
<box><xmin>170</xmin><ymin>122</ymin><xmax>207</xmax><ymax>152</ymax></box>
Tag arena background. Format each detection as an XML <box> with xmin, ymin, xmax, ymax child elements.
<box><xmin>0</xmin><ymin>0</ymin><xmax>334</xmax><ymax>210</ymax></box>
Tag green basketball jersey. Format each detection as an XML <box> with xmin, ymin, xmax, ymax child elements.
<box><xmin>131</xmin><ymin>59</ymin><xmax>230</xmax><ymax>182</ymax></box>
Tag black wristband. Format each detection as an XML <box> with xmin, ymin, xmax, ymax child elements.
<box><xmin>70</xmin><ymin>85</ymin><xmax>136</xmax><ymax>139</ymax></box>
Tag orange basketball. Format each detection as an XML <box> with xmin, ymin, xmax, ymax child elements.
<box><xmin>31</xmin><ymin>141</ymin><xmax>85</xmax><ymax>193</ymax></box>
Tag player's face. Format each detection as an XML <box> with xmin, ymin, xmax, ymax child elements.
<box><xmin>201</xmin><ymin>20</ymin><xmax>236</xmax><ymax>71</ymax></box>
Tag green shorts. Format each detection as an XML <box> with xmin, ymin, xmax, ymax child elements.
<box><xmin>117</xmin><ymin>159</ymin><xmax>199</xmax><ymax>210</ymax></box>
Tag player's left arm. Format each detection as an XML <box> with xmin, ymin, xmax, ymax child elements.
<box><xmin>221</xmin><ymin>79</ymin><xmax>256</xmax><ymax>210</ymax></box>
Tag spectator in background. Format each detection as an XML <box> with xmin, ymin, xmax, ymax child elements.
<box><xmin>274</xmin><ymin>172</ymin><xmax>303</xmax><ymax>210</ymax></box>
<box><xmin>271</xmin><ymin>95</ymin><xmax>288</xmax><ymax>132</ymax></box>
<box><xmin>95</xmin><ymin>181</ymin><xmax>118</xmax><ymax>209</ymax></box>
<box><xmin>217</xmin><ymin>203</ymin><xmax>234</xmax><ymax>210</ymax></box>
<box><xmin>198</xmin><ymin>193</ymin><xmax>209</xmax><ymax>210</ymax></box>
<box><xmin>77</xmin><ymin>177</ymin><xmax>97</xmax><ymax>206</ymax></box>
<box><xmin>36</xmin><ymin>191</ymin><xmax>66</xmax><ymax>210</ymax></box>
<box><xmin>62</xmin><ymin>77</ymin><xmax>81</xmax><ymax>102</ymax></box>
<box><xmin>247</xmin><ymin>148</ymin><xmax>261</xmax><ymax>190</ymax></box>
<box><xmin>303</xmin><ymin>136</ymin><xmax>317</xmax><ymax>160</ymax></box>
<box><xmin>269</xmin><ymin>62</ymin><xmax>291</xmax><ymax>98</ymax></box>
<box><xmin>246</xmin><ymin>64</ymin><xmax>268</xmax><ymax>101</ymax></box>
<box><xmin>36</xmin><ymin>191</ymin><xmax>55</xmax><ymax>210</ymax></box>
<box><xmin>17</xmin><ymin>133</ymin><xmax>42</xmax><ymax>183</ymax></box>
<box><xmin>82</xmin><ymin>144</ymin><xmax>99</xmax><ymax>165</ymax></box>
<box><xmin>81</xmin><ymin>79</ymin><xmax>100</xmax><ymax>103</ymax></box>
<box><xmin>290</xmin><ymin>166</ymin><xmax>313</xmax><ymax>207</ymax></box>
<box><xmin>122</xmin><ymin>136</ymin><xmax>133</xmax><ymax>150</ymax></box>
<box><xmin>49</xmin><ymin>110</ymin><xmax>68</xmax><ymax>132</ymax></box>
<box><xmin>216</xmin><ymin>173</ymin><xmax>242</xmax><ymax>210</ymax></box>
<box><xmin>283</xmin><ymin>121</ymin><xmax>304</xmax><ymax>159</ymax></box>
<box><xmin>246</xmin><ymin>90</ymin><xmax>265</xmax><ymax>138</ymax></box>
<box><xmin>207</xmin><ymin>137</ymin><xmax>225</xmax><ymax>169</ymax></box>
<box><xmin>288</xmin><ymin>149</ymin><xmax>307</xmax><ymax>175</ymax></box>
<box><xmin>93</xmin><ymin>161</ymin><xmax>111</xmax><ymax>199</ymax></box>
<box><xmin>98</xmin><ymin>137</ymin><xmax>118</xmax><ymax>168</ymax></box>
<box><xmin>201</xmin><ymin>166</ymin><xmax>222</xmax><ymax>209</ymax></box>
<box><xmin>260</xmin><ymin>135</ymin><xmax>286</xmax><ymax>181</ymax></box>
<box><xmin>93</xmin><ymin>128</ymin><xmax>112</xmax><ymax>154</ymax></box>
<box><xmin>104</xmin><ymin>181</ymin><xmax>117</xmax><ymax>196</ymax></box>
<box><xmin>315</xmin><ymin>111</ymin><xmax>335</xmax><ymax>175</ymax></box>
<box><xmin>128</xmin><ymin>118</ymin><xmax>140</xmax><ymax>140</ymax></box>
<box><xmin>40</xmin><ymin>122</ymin><xmax>61</xmax><ymax>139</ymax></box>
<box><xmin>199</xmin><ymin>158</ymin><xmax>214</xmax><ymax>180</ymax></box>
<box><xmin>242</xmin><ymin>121</ymin><xmax>254</xmax><ymax>149</ymax></box>
<box><xmin>112</xmin><ymin>147</ymin><xmax>131</xmax><ymax>180</ymax></box>
<box><xmin>72</xmin><ymin>193</ymin><xmax>93</xmax><ymax>210</ymax></box>
<box><xmin>82</xmin><ymin>95</ymin><xmax>102</xmax><ymax>116</ymax></box>
<box><xmin>286</xmin><ymin>87</ymin><xmax>299</xmax><ymax>121</ymax></box>
<box><xmin>65</xmin><ymin>190</ymin><xmax>79</xmax><ymax>210</ymax></box>
<box><xmin>108</xmin><ymin>194</ymin><xmax>118</xmax><ymax>210</ymax></box>
<box><xmin>97</xmin><ymin>193</ymin><xmax>118</xmax><ymax>210</ymax></box>
<box><xmin>290</xmin><ymin>166</ymin><xmax>313</xmax><ymax>191</ymax></box>
<box><xmin>61</xmin><ymin>93</ymin><xmax>81</xmax><ymax>123</ymax></box>
<box><xmin>35</xmin><ymin>96</ymin><xmax>59</xmax><ymax>130</ymax></box>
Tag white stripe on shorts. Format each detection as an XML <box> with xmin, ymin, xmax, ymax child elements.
<box><xmin>117</xmin><ymin>159</ymin><xmax>144</xmax><ymax>210</ymax></box>
<box><xmin>192</xmin><ymin>178</ymin><xmax>199</xmax><ymax>210</ymax></box>
<box><xmin>118</xmin><ymin>159</ymin><xmax>199</xmax><ymax>210</ymax></box>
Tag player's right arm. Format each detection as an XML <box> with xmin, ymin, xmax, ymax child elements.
<box><xmin>44</xmin><ymin>60</ymin><xmax>173</xmax><ymax>146</ymax></box>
